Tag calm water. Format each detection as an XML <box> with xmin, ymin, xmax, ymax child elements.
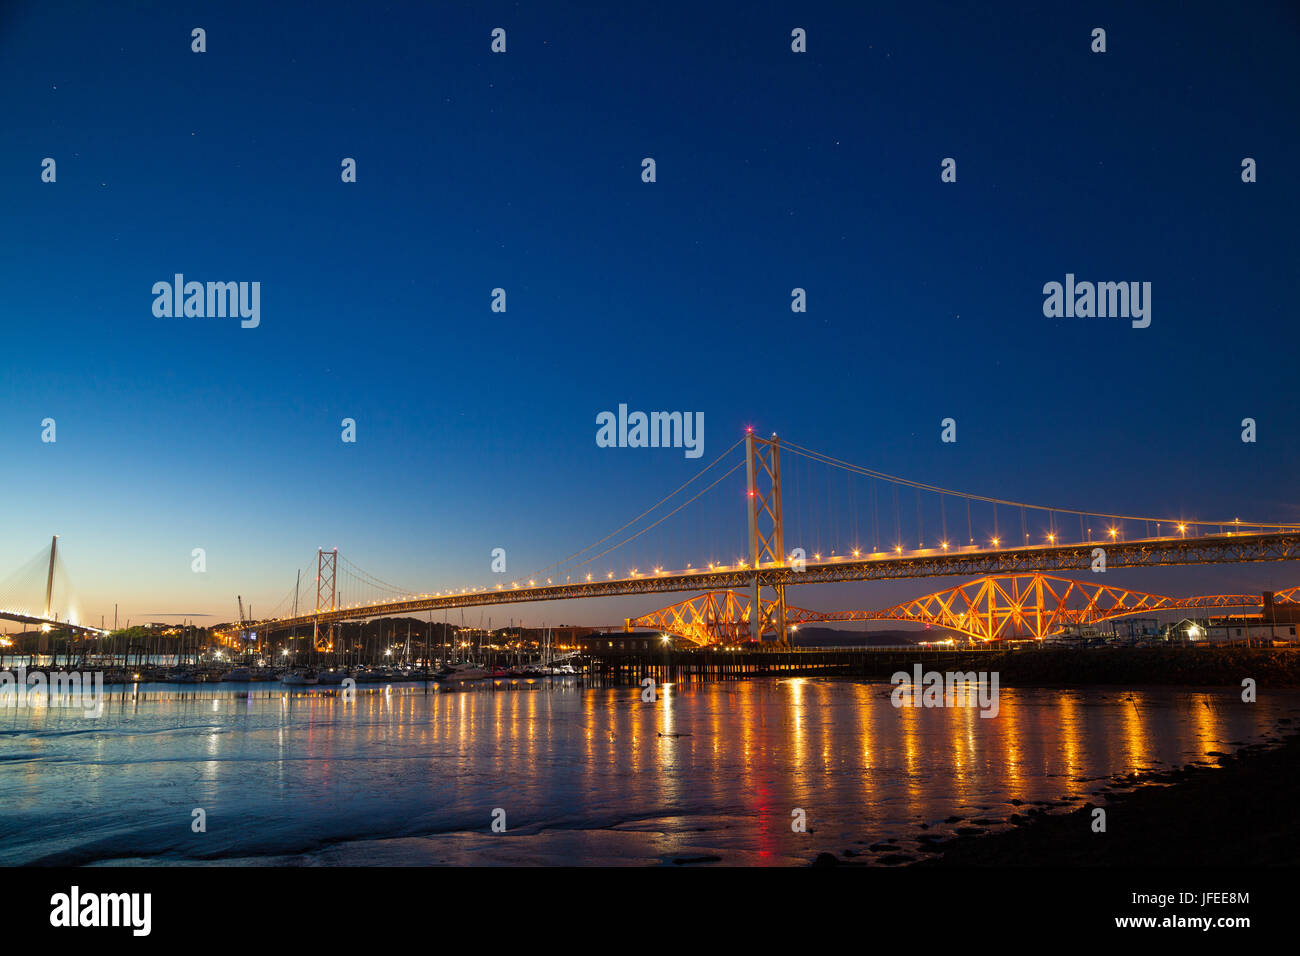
<box><xmin>1</xmin><ymin>678</ymin><xmax>1295</xmax><ymax>866</ymax></box>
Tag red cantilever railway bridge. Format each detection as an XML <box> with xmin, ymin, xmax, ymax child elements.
<box><xmin>627</xmin><ymin>574</ymin><xmax>1300</xmax><ymax>645</ymax></box>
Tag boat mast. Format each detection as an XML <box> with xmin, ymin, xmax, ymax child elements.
<box><xmin>291</xmin><ymin>569</ymin><xmax>300</xmax><ymax>669</ymax></box>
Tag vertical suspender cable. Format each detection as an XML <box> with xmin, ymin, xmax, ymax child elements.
<box><xmin>916</xmin><ymin>487</ymin><xmax>923</xmax><ymax>548</ymax></box>
<box><xmin>871</xmin><ymin>479</ymin><xmax>879</xmax><ymax>552</ymax></box>
<box><xmin>892</xmin><ymin>483</ymin><xmax>901</xmax><ymax>549</ymax></box>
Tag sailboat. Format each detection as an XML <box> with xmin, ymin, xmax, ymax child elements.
<box><xmin>279</xmin><ymin>569</ymin><xmax>317</xmax><ymax>684</ymax></box>
<box><xmin>435</xmin><ymin>614</ymin><xmax>490</xmax><ymax>681</ymax></box>
<box><xmin>520</xmin><ymin>626</ymin><xmax>548</xmax><ymax>675</ymax></box>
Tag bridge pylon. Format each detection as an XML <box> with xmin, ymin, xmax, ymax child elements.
<box><xmin>746</xmin><ymin>432</ymin><xmax>787</xmax><ymax>643</ymax></box>
<box><xmin>43</xmin><ymin>535</ymin><xmax>58</xmax><ymax>620</ymax></box>
<box><xmin>38</xmin><ymin>535</ymin><xmax>58</xmax><ymax>654</ymax></box>
<box><xmin>314</xmin><ymin>548</ymin><xmax>337</xmax><ymax>653</ymax></box>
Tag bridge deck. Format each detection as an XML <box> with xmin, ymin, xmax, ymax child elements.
<box><xmin>229</xmin><ymin>531</ymin><xmax>1300</xmax><ymax>636</ymax></box>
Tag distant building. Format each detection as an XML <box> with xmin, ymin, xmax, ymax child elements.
<box><xmin>1108</xmin><ymin>618</ymin><xmax>1161</xmax><ymax>640</ymax></box>
<box><xmin>1204</xmin><ymin>619</ymin><xmax>1296</xmax><ymax>644</ymax></box>
<box><xmin>579</xmin><ymin>631</ymin><xmax>693</xmax><ymax>652</ymax></box>
<box><xmin>546</xmin><ymin>626</ymin><xmax>601</xmax><ymax>648</ymax></box>
<box><xmin>1165</xmin><ymin>615</ymin><xmax>1297</xmax><ymax>645</ymax></box>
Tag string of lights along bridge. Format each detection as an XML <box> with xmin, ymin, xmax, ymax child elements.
<box><xmin>3</xmin><ymin>431</ymin><xmax>1297</xmax><ymax>643</ymax></box>
<box><xmin>221</xmin><ymin>431</ymin><xmax>1299</xmax><ymax>645</ymax></box>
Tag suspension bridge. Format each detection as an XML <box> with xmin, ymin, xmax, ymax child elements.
<box><xmin>5</xmin><ymin>431</ymin><xmax>1299</xmax><ymax>645</ymax></box>
<box><xmin>219</xmin><ymin>431</ymin><xmax>1300</xmax><ymax>646</ymax></box>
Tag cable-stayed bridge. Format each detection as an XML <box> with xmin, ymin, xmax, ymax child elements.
<box><xmin>0</xmin><ymin>536</ymin><xmax>105</xmax><ymax>635</ymax></box>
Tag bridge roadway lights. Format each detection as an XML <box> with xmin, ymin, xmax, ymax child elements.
<box><xmin>0</xmin><ymin>610</ymin><xmax>104</xmax><ymax>637</ymax></box>
<box><xmin>231</xmin><ymin>532</ymin><xmax>1300</xmax><ymax>637</ymax></box>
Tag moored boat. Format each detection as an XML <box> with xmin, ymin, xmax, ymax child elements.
<box><xmin>434</xmin><ymin>662</ymin><xmax>489</xmax><ymax>681</ymax></box>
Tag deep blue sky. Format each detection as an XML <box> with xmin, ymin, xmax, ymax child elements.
<box><xmin>1</xmin><ymin>1</ymin><xmax>1297</xmax><ymax>628</ymax></box>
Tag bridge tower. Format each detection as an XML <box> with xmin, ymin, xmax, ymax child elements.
<box><xmin>43</xmin><ymin>535</ymin><xmax>58</xmax><ymax>619</ymax></box>
<box><xmin>745</xmin><ymin>432</ymin><xmax>787</xmax><ymax>643</ymax></box>
<box><xmin>314</xmin><ymin>548</ymin><xmax>337</xmax><ymax>652</ymax></box>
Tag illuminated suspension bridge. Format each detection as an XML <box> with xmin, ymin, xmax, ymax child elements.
<box><xmin>4</xmin><ymin>432</ymin><xmax>1299</xmax><ymax>644</ymax></box>
<box><xmin>208</xmin><ymin>431</ymin><xmax>1299</xmax><ymax>645</ymax></box>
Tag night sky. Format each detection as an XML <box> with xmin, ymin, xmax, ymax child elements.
<box><xmin>2</xmin><ymin>1</ymin><xmax>1297</xmax><ymax>628</ymax></box>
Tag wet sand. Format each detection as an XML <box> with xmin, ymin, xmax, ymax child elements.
<box><xmin>815</xmin><ymin>713</ymin><xmax>1300</xmax><ymax>866</ymax></box>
